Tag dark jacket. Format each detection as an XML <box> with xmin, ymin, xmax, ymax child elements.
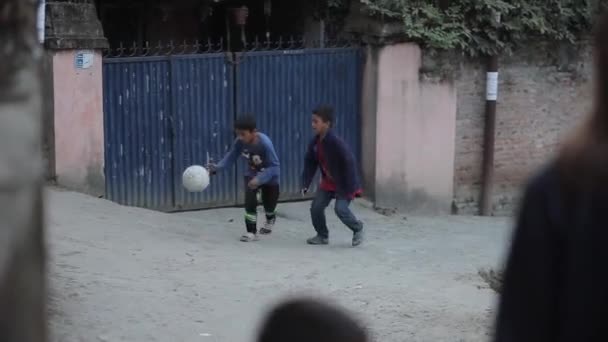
<box><xmin>301</xmin><ymin>130</ymin><xmax>361</xmax><ymax>198</ymax></box>
<box><xmin>494</xmin><ymin>161</ymin><xmax>608</xmax><ymax>342</ymax></box>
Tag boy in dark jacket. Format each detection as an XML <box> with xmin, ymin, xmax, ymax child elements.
<box><xmin>301</xmin><ymin>105</ymin><xmax>364</xmax><ymax>247</ymax></box>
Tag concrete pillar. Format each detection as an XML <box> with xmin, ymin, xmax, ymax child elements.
<box><xmin>358</xmin><ymin>43</ymin><xmax>457</xmax><ymax>214</ymax></box>
<box><xmin>360</xmin><ymin>45</ymin><xmax>380</xmax><ymax>200</ymax></box>
<box><xmin>344</xmin><ymin>3</ymin><xmax>457</xmax><ymax>214</ymax></box>
<box><xmin>373</xmin><ymin>44</ymin><xmax>457</xmax><ymax>214</ymax></box>
<box><xmin>44</xmin><ymin>0</ymin><xmax>108</xmax><ymax>195</ymax></box>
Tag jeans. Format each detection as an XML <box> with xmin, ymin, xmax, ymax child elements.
<box><xmin>310</xmin><ymin>190</ymin><xmax>362</xmax><ymax>238</ymax></box>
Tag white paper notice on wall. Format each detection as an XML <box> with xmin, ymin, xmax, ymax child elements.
<box><xmin>75</xmin><ymin>51</ymin><xmax>94</xmax><ymax>70</ymax></box>
<box><xmin>486</xmin><ymin>72</ymin><xmax>499</xmax><ymax>101</ymax></box>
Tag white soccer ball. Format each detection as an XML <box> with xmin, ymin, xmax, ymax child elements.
<box><xmin>182</xmin><ymin>165</ymin><xmax>210</xmax><ymax>192</ymax></box>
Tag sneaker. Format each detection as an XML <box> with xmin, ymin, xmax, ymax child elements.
<box><xmin>260</xmin><ymin>218</ymin><xmax>275</xmax><ymax>235</ymax></box>
<box><xmin>240</xmin><ymin>233</ymin><xmax>259</xmax><ymax>242</ymax></box>
<box><xmin>307</xmin><ymin>235</ymin><xmax>329</xmax><ymax>245</ymax></box>
<box><xmin>352</xmin><ymin>228</ymin><xmax>364</xmax><ymax>247</ymax></box>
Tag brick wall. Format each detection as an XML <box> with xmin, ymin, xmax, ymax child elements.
<box><xmin>448</xmin><ymin>42</ymin><xmax>594</xmax><ymax>216</ymax></box>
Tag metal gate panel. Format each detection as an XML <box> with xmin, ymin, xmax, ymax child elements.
<box><xmin>103</xmin><ymin>57</ymin><xmax>174</xmax><ymax>209</ymax></box>
<box><xmin>171</xmin><ymin>54</ymin><xmax>237</xmax><ymax>210</ymax></box>
<box><xmin>103</xmin><ymin>44</ymin><xmax>362</xmax><ymax>211</ymax></box>
<box><xmin>236</xmin><ymin>48</ymin><xmax>362</xmax><ymax>200</ymax></box>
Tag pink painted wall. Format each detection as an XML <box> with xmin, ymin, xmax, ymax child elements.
<box><xmin>52</xmin><ymin>50</ymin><xmax>104</xmax><ymax>195</ymax></box>
<box><xmin>374</xmin><ymin>44</ymin><xmax>456</xmax><ymax>214</ymax></box>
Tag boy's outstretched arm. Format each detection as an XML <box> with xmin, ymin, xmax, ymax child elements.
<box><xmin>213</xmin><ymin>139</ymin><xmax>242</xmax><ymax>172</ymax></box>
<box><xmin>301</xmin><ymin>140</ymin><xmax>318</xmax><ymax>191</ymax></box>
<box><xmin>255</xmin><ymin>165</ymin><xmax>279</xmax><ymax>185</ymax></box>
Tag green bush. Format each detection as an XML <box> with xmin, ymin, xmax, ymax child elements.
<box><xmin>358</xmin><ymin>0</ymin><xmax>607</xmax><ymax>56</ymax></box>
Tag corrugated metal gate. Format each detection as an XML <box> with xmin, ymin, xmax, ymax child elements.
<box><xmin>236</xmin><ymin>48</ymin><xmax>362</xmax><ymax>201</ymax></box>
<box><xmin>103</xmin><ymin>43</ymin><xmax>362</xmax><ymax>211</ymax></box>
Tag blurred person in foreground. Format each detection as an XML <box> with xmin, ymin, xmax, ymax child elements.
<box><xmin>494</xmin><ymin>12</ymin><xmax>608</xmax><ymax>342</ymax></box>
<box><xmin>257</xmin><ymin>298</ymin><xmax>368</xmax><ymax>342</ymax></box>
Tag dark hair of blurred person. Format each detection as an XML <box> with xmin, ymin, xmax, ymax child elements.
<box><xmin>494</xmin><ymin>12</ymin><xmax>608</xmax><ymax>342</ymax></box>
<box><xmin>257</xmin><ymin>298</ymin><xmax>368</xmax><ymax>342</ymax></box>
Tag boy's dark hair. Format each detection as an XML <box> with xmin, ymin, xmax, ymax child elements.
<box><xmin>234</xmin><ymin>114</ymin><xmax>257</xmax><ymax>131</ymax></box>
<box><xmin>257</xmin><ymin>298</ymin><xmax>368</xmax><ymax>342</ymax></box>
<box><xmin>313</xmin><ymin>105</ymin><xmax>335</xmax><ymax>126</ymax></box>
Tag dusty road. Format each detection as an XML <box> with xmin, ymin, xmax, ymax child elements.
<box><xmin>46</xmin><ymin>188</ymin><xmax>511</xmax><ymax>342</ymax></box>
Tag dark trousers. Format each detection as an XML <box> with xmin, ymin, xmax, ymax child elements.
<box><xmin>310</xmin><ymin>190</ymin><xmax>362</xmax><ymax>238</ymax></box>
<box><xmin>244</xmin><ymin>177</ymin><xmax>280</xmax><ymax>234</ymax></box>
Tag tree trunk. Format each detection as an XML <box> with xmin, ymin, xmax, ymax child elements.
<box><xmin>0</xmin><ymin>0</ymin><xmax>47</xmax><ymax>341</ymax></box>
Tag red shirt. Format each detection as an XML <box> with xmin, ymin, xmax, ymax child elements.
<box><xmin>317</xmin><ymin>140</ymin><xmax>362</xmax><ymax>199</ymax></box>
<box><xmin>317</xmin><ymin>139</ymin><xmax>337</xmax><ymax>192</ymax></box>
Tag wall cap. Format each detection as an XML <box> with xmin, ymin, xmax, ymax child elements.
<box><xmin>45</xmin><ymin>2</ymin><xmax>108</xmax><ymax>50</ymax></box>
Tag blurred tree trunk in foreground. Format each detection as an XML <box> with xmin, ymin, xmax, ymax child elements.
<box><xmin>0</xmin><ymin>0</ymin><xmax>47</xmax><ymax>341</ymax></box>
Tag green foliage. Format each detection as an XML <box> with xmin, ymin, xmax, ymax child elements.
<box><xmin>359</xmin><ymin>0</ymin><xmax>608</xmax><ymax>56</ymax></box>
<box><xmin>328</xmin><ymin>0</ymin><xmax>347</xmax><ymax>8</ymax></box>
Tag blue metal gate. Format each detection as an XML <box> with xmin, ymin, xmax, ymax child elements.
<box><xmin>170</xmin><ymin>55</ymin><xmax>236</xmax><ymax>210</ymax></box>
<box><xmin>236</xmin><ymin>48</ymin><xmax>362</xmax><ymax>200</ymax></box>
<box><xmin>103</xmin><ymin>57</ymin><xmax>175</xmax><ymax>210</ymax></box>
<box><xmin>103</xmin><ymin>52</ymin><xmax>237</xmax><ymax>210</ymax></box>
<box><xmin>103</xmin><ymin>43</ymin><xmax>362</xmax><ymax>210</ymax></box>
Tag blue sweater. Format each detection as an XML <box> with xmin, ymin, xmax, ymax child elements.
<box><xmin>301</xmin><ymin>130</ymin><xmax>361</xmax><ymax>198</ymax></box>
<box><xmin>217</xmin><ymin>133</ymin><xmax>280</xmax><ymax>185</ymax></box>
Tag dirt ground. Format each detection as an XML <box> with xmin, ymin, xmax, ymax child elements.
<box><xmin>46</xmin><ymin>188</ymin><xmax>512</xmax><ymax>342</ymax></box>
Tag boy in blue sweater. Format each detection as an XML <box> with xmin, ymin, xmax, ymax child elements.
<box><xmin>208</xmin><ymin>115</ymin><xmax>280</xmax><ymax>242</ymax></box>
<box><xmin>301</xmin><ymin>105</ymin><xmax>364</xmax><ymax>247</ymax></box>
